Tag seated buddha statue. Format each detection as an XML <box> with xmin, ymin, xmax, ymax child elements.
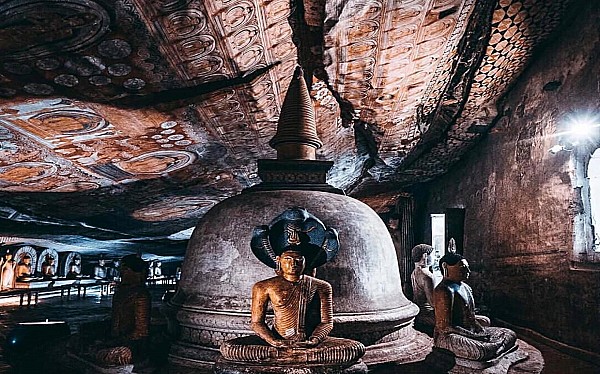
<box><xmin>93</xmin><ymin>258</ymin><xmax>107</xmax><ymax>279</ymax></box>
<box><xmin>410</xmin><ymin>244</ymin><xmax>439</xmax><ymax>329</ymax></box>
<box><xmin>41</xmin><ymin>255</ymin><xmax>57</xmax><ymax>279</ymax></box>
<box><xmin>433</xmin><ymin>250</ymin><xmax>517</xmax><ymax>362</ymax></box>
<box><xmin>66</xmin><ymin>258</ymin><xmax>82</xmax><ymax>279</ymax></box>
<box><xmin>16</xmin><ymin>255</ymin><xmax>33</xmax><ymax>281</ymax></box>
<box><xmin>219</xmin><ymin>208</ymin><xmax>365</xmax><ymax>371</ymax></box>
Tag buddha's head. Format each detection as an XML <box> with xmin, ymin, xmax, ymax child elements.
<box><xmin>439</xmin><ymin>252</ymin><xmax>470</xmax><ymax>282</ymax></box>
<box><xmin>120</xmin><ymin>254</ymin><xmax>148</xmax><ymax>285</ymax></box>
<box><xmin>98</xmin><ymin>259</ymin><xmax>106</xmax><ymax>266</ymax></box>
<box><xmin>22</xmin><ymin>255</ymin><xmax>31</xmax><ymax>265</ymax></box>
<box><xmin>276</xmin><ymin>250</ymin><xmax>305</xmax><ymax>277</ymax></box>
<box><xmin>411</xmin><ymin>244</ymin><xmax>434</xmax><ymax>267</ymax></box>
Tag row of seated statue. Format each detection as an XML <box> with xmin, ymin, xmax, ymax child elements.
<box><xmin>0</xmin><ymin>252</ymin><xmax>125</xmax><ymax>291</ymax></box>
<box><xmin>411</xmin><ymin>240</ymin><xmax>517</xmax><ymax>363</ymax></box>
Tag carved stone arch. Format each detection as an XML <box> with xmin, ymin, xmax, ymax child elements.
<box><xmin>37</xmin><ymin>248</ymin><xmax>59</xmax><ymax>274</ymax></box>
<box><xmin>14</xmin><ymin>246</ymin><xmax>38</xmax><ymax>271</ymax></box>
<box><xmin>61</xmin><ymin>252</ymin><xmax>82</xmax><ymax>276</ymax></box>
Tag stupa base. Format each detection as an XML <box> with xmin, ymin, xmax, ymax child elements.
<box><xmin>214</xmin><ymin>358</ymin><xmax>368</xmax><ymax>374</ymax></box>
<box><xmin>425</xmin><ymin>339</ymin><xmax>543</xmax><ymax>374</ymax></box>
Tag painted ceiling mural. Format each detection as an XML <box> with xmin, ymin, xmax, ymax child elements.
<box><xmin>0</xmin><ymin>0</ymin><xmax>576</xmax><ymax>255</ymax></box>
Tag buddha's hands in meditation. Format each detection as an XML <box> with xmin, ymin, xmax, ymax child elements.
<box><xmin>269</xmin><ymin>337</ymin><xmax>320</xmax><ymax>349</ymax></box>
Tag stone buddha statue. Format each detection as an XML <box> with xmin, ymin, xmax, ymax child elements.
<box><xmin>66</xmin><ymin>257</ymin><xmax>82</xmax><ymax>279</ymax></box>
<box><xmin>41</xmin><ymin>255</ymin><xmax>57</xmax><ymax>279</ymax></box>
<box><xmin>16</xmin><ymin>254</ymin><xmax>33</xmax><ymax>281</ymax></box>
<box><xmin>110</xmin><ymin>254</ymin><xmax>151</xmax><ymax>361</ymax></box>
<box><xmin>433</xmin><ymin>250</ymin><xmax>517</xmax><ymax>362</ymax></box>
<box><xmin>411</xmin><ymin>244</ymin><xmax>439</xmax><ymax>330</ymax></box>
<box><xmin>93</xmin><ymin>258</ymin><xmax>107</xmax><ymax>279</ymax></box>
<box><xmin>218</xmin><ymin>208</ymin><xmax>366</xmax><ymax>373</ymax></box>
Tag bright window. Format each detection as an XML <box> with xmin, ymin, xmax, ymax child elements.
<box><xmin>431</xmin><ymin>213</ymin><xmax>445</xmax><ymax>270</ymax></box>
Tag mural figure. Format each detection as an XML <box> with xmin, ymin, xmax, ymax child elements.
<box><xmin>433</xmin><ymin>247</ymin><xmax>517</xmax><ymax>361</ymax></box>
<box><xmin>0</xmin><ymin>252</ymin><xmax>16</xmax><ymax>290</ymax></box>
<box><xmin>219</xmin><ymin>207</ymin><xmax>365</xmax><ymax>370</ymax></box>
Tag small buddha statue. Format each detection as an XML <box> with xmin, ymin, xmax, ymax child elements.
<box><xmin>93</xmin><ymin>258</ymin><xmax>107</xmax><ymax>279</ymax></box>
<box><xmin>66</xmin><ymin>257</ymin><xmax>82</xmax><ymax>279</ymax></box>
<box><xmin>0</xmin><ymin>252</ymin><xmax>16</xmax><ymax>290</ymax></box>
<box><xmin>110</xmin><ymin>254</ymin><xmax>151</xmax><ymax>361</ymax></box>
<box><xmin>411</xmin><ymin>244</ymin><xmax>439</xmax><ymax>329</ymax></box>
<box><xmin>147</xmin><ymin>261</ymin><xmax>155</xmax><ymax>279</ymax></box>
<box><xmin>218</xmin><ymin>208</ymin><xmax>366</xmax><ymax>372</ymax></box>
<box><xmin>153</xmin><ymin>261</ymin><xmax>162</xmax><ymax>278</ymax></box>
<box><xmin>107</xmin><ymin>259</ymin><xmax>121</xmax><ymax>281</ymax></box>
<box><xmin>433</xmin><ymin>250</ymin><xmax>517</xmax><ymax>361</ymax></box>
<box><xmin>41</xmin><ymin>255</ymin><xmax>57</xmax><ymax>279</ymax></box>
<box><xmin>16</xmin><ymin>255</ymin><xmax>33</xmax><ymax>281</ymax></box>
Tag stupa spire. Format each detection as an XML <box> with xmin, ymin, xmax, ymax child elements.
<box><xmin>269</xmin><ymin>66</ymin><xmax>322</xmax><ymax>160</ymax></box>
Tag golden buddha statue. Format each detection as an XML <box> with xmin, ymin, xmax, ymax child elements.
<box><xmin>16</xmin><ymin>255</ymin><xmax>33</xmax><ymax>281</ymax></box>
<box><xmin>433</xmin><ymin>250</ymin><xmax>517</xmax><ymax>362</ymax></box>
<box><xmin>218</xmin><ymin>208</ymin><xmax>366</xmax><ymax>372</ymax></box>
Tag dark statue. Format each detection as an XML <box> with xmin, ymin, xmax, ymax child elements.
<box><xmin>433</xmin><ymin>249</ymin><xmax>517</xmax><ymax>362</ymax></box>
<box><xmin>411</xmin><ymin>244</ymin><xmax>438</xmax><ymax>329</ymax></box>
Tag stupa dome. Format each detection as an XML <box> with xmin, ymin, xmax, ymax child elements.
<box><xmin>164</xmin><ymin>67</ymin><xmax>427</xmax><ymax>370</ymax></box>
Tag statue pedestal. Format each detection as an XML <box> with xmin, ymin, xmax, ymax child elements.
<box><xmin>426</xmin><ymin>339</ymin><xmax>543</xmax><ymax>374</ymax></box>
<box><xmin>214</xmin><ymin>358</ymin><xmax>368</xmax><ymax>374</ymax></box>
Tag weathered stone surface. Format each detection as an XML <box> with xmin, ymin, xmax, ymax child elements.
<box><xmin>422</xmin><ymin>1</ymin><xmax>600</xmax><ymax>355</ymax></box>
<box><xmin>214</xmin><ymin>358</ymin><xmax>368</xmax><ymax>374</ymax></box>
<box><xmin>165</xmin><ymin>189</ymin><xmax>423</xmax><ymax>369</ymax></box>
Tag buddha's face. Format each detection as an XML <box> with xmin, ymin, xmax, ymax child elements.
<box><xmin>278</xmin><ymin>250</ymin><xmax>305</xmax><ymax>276</ymax></box>
<box><xmin>444</xmin><ymin>259</ymin><xmax>470</xmax><ymax>282</ymax></box>
<box><xmin>23</xmin><ymin>257</ymin><xmax>31</xmax><ymax>265</ymax></box>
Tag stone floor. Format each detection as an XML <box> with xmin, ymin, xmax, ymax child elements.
<box><xmin>0</xmin><ymin>289</ymin><xmax>597</xmax><ymax>374</ymax></box>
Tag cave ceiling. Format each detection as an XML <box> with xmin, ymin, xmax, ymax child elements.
<box><xmin>0</xmin><ymin>0</ymin><xmax>577</xmax><ymax>257</ymax></box>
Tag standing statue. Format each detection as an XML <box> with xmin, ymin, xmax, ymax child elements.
<box><xmin>16</xmin><ymin>255</ymin><xmax>33</xmax><ymax>281</ymax></box>
<box><xmin>433</xmin><ymin>249</ymin><xmax>517</xmax><ymax>361</ymax></box>
<box><xmin>411</xmin><ymin>244</ymin><xmax>440</xmax><ymax>329</ymax></box>
<box><xmin>0</xmin><ymin>252</ymin><xmax>16</xmax><ymax>290</ymax></box>
<box><xmin>218</xmin><ymin>207</ymin><xmax>366</xmax><ymax>373</ymax></box>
